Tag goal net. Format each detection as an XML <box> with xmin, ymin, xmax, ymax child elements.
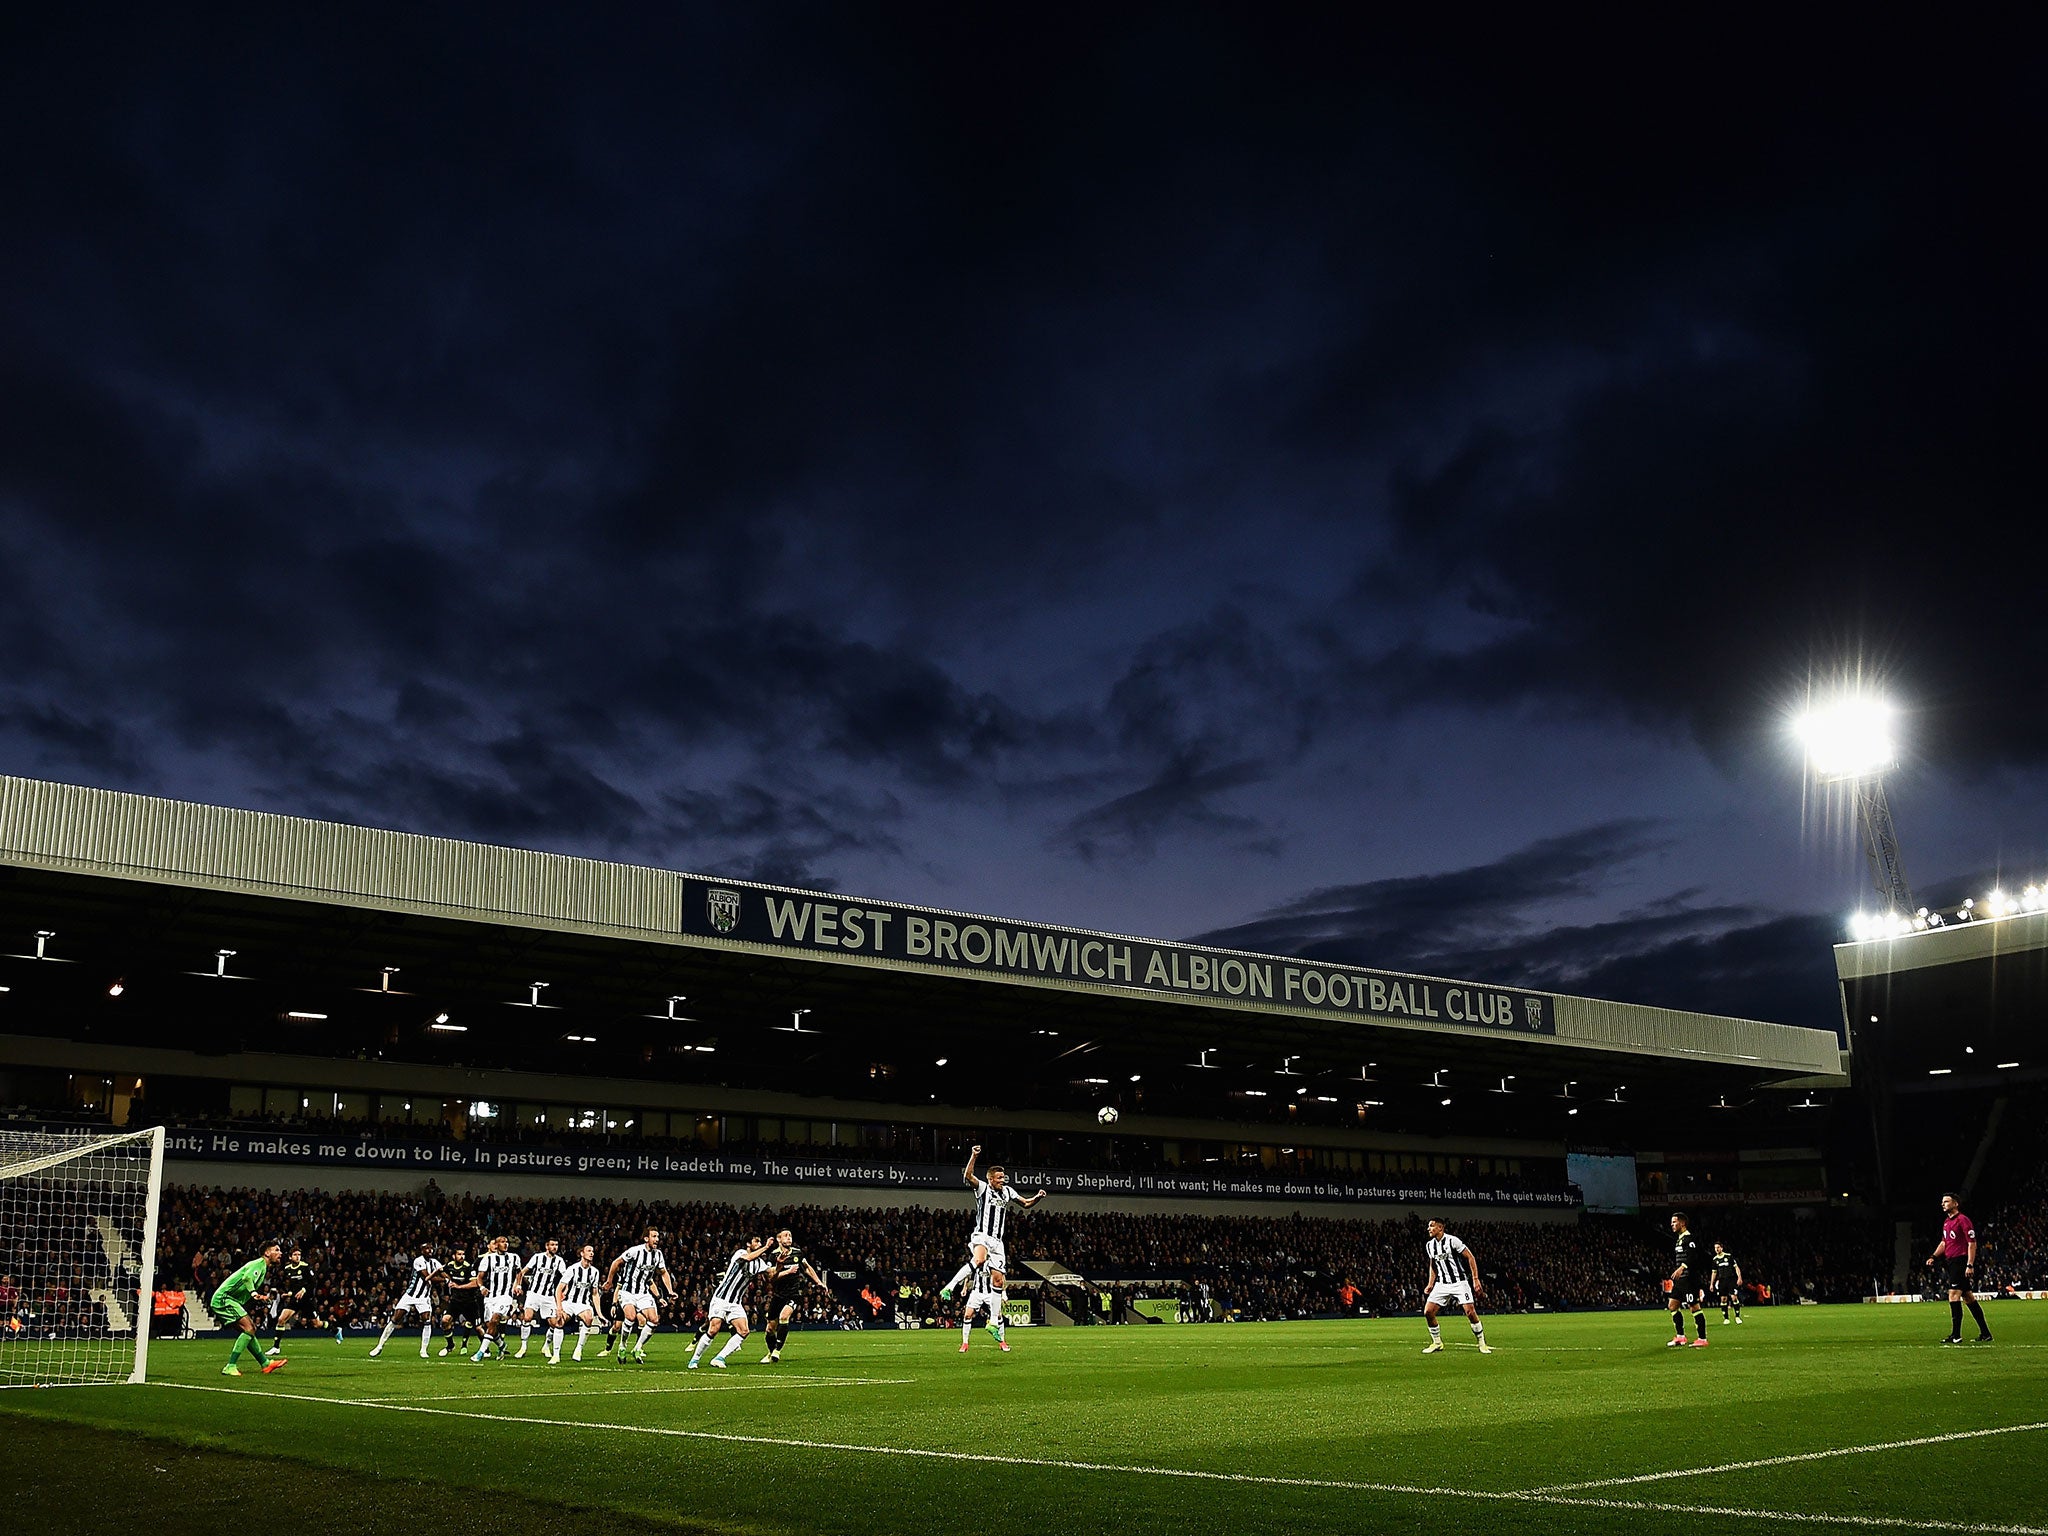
<box><xmin>0</xmin><ymin>1126</ymin><xmax>165</xmax><ymax>1387</ymax></box>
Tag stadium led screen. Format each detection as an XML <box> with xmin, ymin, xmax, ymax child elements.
<box><xmin>1565</xmin><ymin>1152</ymin><xmax>1639</xmax><ymax>1215</ymax></box>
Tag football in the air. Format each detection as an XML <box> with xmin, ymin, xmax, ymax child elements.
<box><xmin>1097</xmin><ymin>1105</ymin><xmax>1119</xmax><ymax>1124</ymax></box>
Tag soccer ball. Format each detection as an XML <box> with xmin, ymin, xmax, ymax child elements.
<box><xmin>1097</xmin><ymin>1106</ymin><xmax>1119</xmax><ymax>1124</ymax></box>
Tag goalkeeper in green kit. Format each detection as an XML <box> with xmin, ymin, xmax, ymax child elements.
<box><xmin>211</xmin><ymin>1241</ymin><xmax>288</xmax><ymax>1378</ymax></box>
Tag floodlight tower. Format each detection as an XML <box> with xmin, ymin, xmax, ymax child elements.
<box><xmin>1798</xmin><ymin>693</ymin><xmax>1914</xmax><ymax>917</ymax></box>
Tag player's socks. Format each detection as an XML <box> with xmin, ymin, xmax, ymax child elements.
<box><xmin>1966</xmin><ymin>1299</ymin><xmax>1990</xmax><ymax>1338</ymax></box>
<box><xmin>689</xmin><ymin>1332</ymin><xmax>712</xmax><ymax>1367</ymax></box>
<box><xmin>636</xmin><ymin>1323</ymin><xmax>654</xmax><ymax>1354</ymax></box>
<box><xmin>713</xmin><ymin>1332</ymin><xmax>744</xmax><ymax>1366</ymax></box>
<box><xmin>375</xmin><ymin>1321</ymin><xmax>396</xmax><ymax>1352</ymax></box>
<box><xmin>1950</xmin><ymin>1300</ymin><xmax>1964</xmax><ymax>1339</ymax></box>
<box><xmin>961</xmin><ymin>1318</ymin><xmax>973</xmax><ymax>1348</ymax></box>
<box><xmin>1469</xmin><ymin>1320</ymin><xmax>1485</xmax><ymax>1345</ymax></box>
<box><xmin>1694</xmin><ymin>1312</ymin><xmax>1708</xmax><ymax>1341</ymax></box>
<box><xmin>420</xmin><ymin>1326</ymin><xmax>432</xmax><ymax>1355</ymax></box>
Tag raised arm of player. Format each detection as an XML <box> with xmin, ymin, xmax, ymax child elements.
<box><xmin>963</xmin><ymin>1144</ymin><xmax>983</xmax><ymax>1189</ymax></box>
<box><xmin>800</xmin><ymin>1260</ymin><xmax>828</xmax><ymax>1289</ymax></box>
<box><xmin>1018</xmin><ymin>1190</ymin><xmax>1048</xmax><ymax>1208</ymax></box>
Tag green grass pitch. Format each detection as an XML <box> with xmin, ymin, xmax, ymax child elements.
<box><xmin>4</xmin><ymin>1307</ymin><xmax>2046</xmax><ymax>1535</ymax></box>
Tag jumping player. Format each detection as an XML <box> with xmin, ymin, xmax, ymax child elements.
<box><xmin>686</xmin><ymin>1234</ymin><xmax>776</xmax><ymax>1370</ymax></box>
<box><xmin>370</xmin><ymin>1243</ymin><xmax>443</xmax><ymax>1357</ymax></box>
<box><xmin>757</xmin><ymin>1228</ymin><xmax>829</xmax><ymax>1363</ymax></box>
<box><xmin>210</xmin><ymin>1241</ymin><xmax>287</xmax><ymax>1378</ymax></box>
<box><xmin>1419</xmin><ymin>1219</ymin><xmax>1491</xmax><ymax>1355</ymax></box>
<box><xmin>1667</xmin><ymin>1212</ymin><xmax>1709</xmax><ymax>1347</ymax></box>
<box><xmin>961</xmin><ymin>1145</ymin><xmax>1046</xmax><ymax>1345</ymax></box>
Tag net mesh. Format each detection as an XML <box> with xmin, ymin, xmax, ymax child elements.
<box><xmin>0</xmin><ymin>1128</ymin><xmax>161</xmax><ymax>1386</ymax></box>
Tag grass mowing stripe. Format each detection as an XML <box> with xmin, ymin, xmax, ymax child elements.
<box><xmin>1529</xmin><ymin>1421</ymin><xmax>2048</xmax><ymax>1492</ymax></box>
<box><xmin>394</xmin><ymin>1377</ymin><xmax>913</xmax><ymax>1401</ymax></box>
<box><xmin>148</xmin><ymin>1380</ymin><xmax>2048</xmax><ymax>1536</ymax></box>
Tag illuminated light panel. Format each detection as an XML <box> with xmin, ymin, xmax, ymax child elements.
<box><xmin>1797</xmin><ymin>694</ymin><xmax>1897</xmax><ymax>779</ymax></box>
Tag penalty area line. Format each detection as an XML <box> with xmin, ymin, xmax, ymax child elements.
<box><xmin>145</xmin><ymin>1383</ymin><xmax>2048</xmax><ymax>1536</ymax></box>
<box><xmin>392</xmin><ymin>1376</ymin><xmax>915</xmax><ymax>1403</ymax></box>
<box><xmin>1529</xmin><ymin>1421</ymin><xmax>2048</xmax><ymax>1493</ymax></box>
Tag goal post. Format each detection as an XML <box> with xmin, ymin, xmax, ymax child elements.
<box><xmin>0</xmin><ymin>1126</ymin><xmax>167</xmax><ymax>1387</ymax></box>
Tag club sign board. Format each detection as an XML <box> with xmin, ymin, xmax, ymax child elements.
<box><xmin>680</xmin><ymin>880</ymin><xmax>1554</xmax><ymax>1036</ymax></box>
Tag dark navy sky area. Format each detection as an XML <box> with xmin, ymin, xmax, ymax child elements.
<box><xmin>2</xmin><ymin>11</ymin><xmax>2041</xmax><ymax>1033</ymax></box>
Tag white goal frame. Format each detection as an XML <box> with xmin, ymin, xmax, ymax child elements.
<box><xmin>0</xmin><ymin>1125</ymin><xmax>166</xmax><ymax>1386</ymax></box>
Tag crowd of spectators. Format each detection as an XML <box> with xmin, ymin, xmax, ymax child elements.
<box><xmin>142</xmin><ymin>1181</ymin><xmax>1917</xmax><ymax>1337</ymax></box>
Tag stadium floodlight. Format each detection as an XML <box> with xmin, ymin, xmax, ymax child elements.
<box><xmin>1799</xmin><ymin>687</ymin><xmax>1914</xmax><ymax>917</ymax></box>
<box><xmin>778</xmin><ymin>1008</ymin><xmax>815</xmax><ymax>1034</ymax></box>
<box><xmin>1797</xmin><ymin>694</ymin><xmax>1897</xmax><ymax>780</ymax></box>
<box><xmin>378</xmin><ymin>965</ymin><xmax>399</xmax><ymax>991</ymax></box>
<box><xmin>34</xmin><ymin>930</ymin><xmax>55</xmax><ymax>959</ymax></box>
<box><xmin>215</xmin><ymin>949</ymin><xmax>237</xmax><ymax>978</ymax></box>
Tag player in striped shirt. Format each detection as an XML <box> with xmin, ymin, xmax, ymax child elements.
<box><xmin>516</xmin><ymin>1238</ymin><xmax>567</xmax><ymax>1358</ymax></box>
<box><xmin>370</xmin><ymin>1244</ymin><xmax>443</xmax><ymax>1358</ymax></box>
<box><xmin>756</xmin><ymin>1228</ymin><xmax>829</xmax><ymax>1363</ymax></box>
<box><xmin>603</xmin><ymin>1227</ymin><xmax>678</xmax><ymax>1364</ymax></box>
<box><xmin>1420</xmin><ymin>1219</ymin><xmax>1492</xmax><ymax>1355</ymax></box>
<box><xmin>962</xmin><ymin>1144</ymin><xmax>1046</xmax><ymax>1347</ymax></box>
<box><xmin>469</xmin><ymin>1235</ymin><xmax>524</xmax><ymax>1362</ymax></box>
<box><xmin>686</xmin><ymin>1234</ymin><xmax>777</xmax><ymax>1370</ymax></box>
<box><xmin>550</xmin><ymin>1244</ymin><xmax>605</xmax><ymax>1363</ymax></box>
<box><xmin>944</xmin><ymin>1254</ymin><xmax>1008</xmax><ymax>1354</ymax></box>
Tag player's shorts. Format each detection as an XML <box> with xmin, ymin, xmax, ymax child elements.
<box><xmin>526</xmin><ymin>1295</ymin><xmax>559</xmax><ymax>1322</ymax></box>
<box><xmin>394</xmin><ymin>1294</ymin><xmax>434</xmax><ymax>1316</ymax></box>
<box><xmin>560</xmin><ymin>1301</ymin><xmax>596</xmax><ymax>1325</ymax></box>
<box><xmin>483</xmin><ymin>1294</ymin><xmax>519</xmax><ymax>1322</ymax></box>
<box><xmin>965</xmin><ymin>1288</ymin><xmax>1000</xmax><ymax>1316</ymax></box>
<box><xmin>619</xmin><ymin>1289</ymin><xmax>659</xmax><ymax>1312</ymax></box>
<box><xmin>450</xmin><ymin>1291</ymin><xmax>484</xmax><ymax>1320</ymax></box>
<box><xmin>1937</xmin><ymin>1256</ymin><xmax>1972</xmax><ymax>1290</ymax></box>
<box><xmin>708</xmin><ymin>1297</ymin><xmax>748</xmax><ymax>1326</ymax></box>
<box><xmin>209</xmin><ymin>1296</ymin><xmax>249</xmax><ymax>1325</ymax></box>
<box><xmin>1711</xmin><ymin>1276</ymin><xmax>1739</xmax><ymax>1295</ymax></box>
<box><xmin>969</xmin><ymin>1234</ymin><xmax>1008</xmax><ymax>1271</ymax></box>
<box><xmin>1426</xmin><ymin>1281</ymin><xmax>1475</xmax><ymax>1309</ymax></box>
<box><xmin>1672</xmin><ymin>1285</ymin><xmax>1706</xmax><ymax>1306</ymax></box>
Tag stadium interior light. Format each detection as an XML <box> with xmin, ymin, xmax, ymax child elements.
<box><xmin>215</xmin><ymin>948</ymin><xmax>238</xmax><ymax>978</ymax></box>
<box><xmin>935</xmin><ymin>1057</ymin><xmax>948</xmax><ymax>1066</ymax></box>
<box><xmin>1797</xmin><ymin>693</ymin><xmax>1897</xmax><ymax>781</ymax></box>
<box><xmin>1129</xmin><ymin>1074</ymin><xmax>1141</xmax><ymax>1082</ymax></box>
<box><xmin>34</xmin><ymin>930</ymin><xmax>55</xmax><ymax>959</ymax></box>
<box><xmin>1997</xmin><ymin>1061</ymin><xmax>2021</xmax><ymax>1069</ymax></box>
<box><xmin>1189</xmin><ymin>1049</ymin><xmax>1218</xmax><ymax>1069</ymax></box>
<box><xmin>1566</xmin><ymin>1106</ymin><xmax>1579</xmax><ymax>1116</ymax></box>
<box><xmin>379</xmin><ymin>965</ymin><xmax>399</xmax><ymax>991</ymax></box>
<box><xmin>1439</xmin><ymin>1097</ymin><xmax>1452</xmax><ymax>1107</ymax></box>
<box><xmin>430</xmin><ymin>1018</ymin><xmax>466</xmax><ymax>1032</ymax></box>
<box><xmin>106</xmin><ymin>979</ymin><xmax>124</xmax><ymax>997</ymax></box>
<box><xmin>778</xmin><ymin>1008</ymin><xmax>815</xmax><ymax>1034</ymax></box>
<box><xmin>283</xmin><ymin>1011</ymin><xmax>327</xmax><ymax>1021</ymax></box>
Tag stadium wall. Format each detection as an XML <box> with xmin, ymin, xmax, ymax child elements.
<box><xmin>163</xmin><ymin>1161</ymin><xmax>1581</xmax><ymax>1223</ymax></box>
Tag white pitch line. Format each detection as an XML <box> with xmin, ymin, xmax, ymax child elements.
<box><xmin>147</xmin><ymin>1382</ymin><xmax>2048</xmax><ymax>1535</ymax></box>
<box><xmin>1530</xmin><ymin>1421</ymin><xmax>2048</xmax><ymax>1493</ymax></box>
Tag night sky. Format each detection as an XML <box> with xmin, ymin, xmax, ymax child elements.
<box><xmin>2</xmin><ymin>11</ymin><xmax>2041</xmax><ymax>1034</ymax></box>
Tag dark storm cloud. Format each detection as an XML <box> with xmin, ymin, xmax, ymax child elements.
<box><xmin>0</xmin><ymin>5</ymin><xmax>2038</xmax><ymax>933</ymax></box>
<box><xmin>1197</xmin><ymin>823</ymin><xmax>1844</xmax><ymax>1032</ymax></box>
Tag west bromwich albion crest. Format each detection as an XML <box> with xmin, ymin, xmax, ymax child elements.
<box><xmin>707</xmin><ymin>887</ymin><xmax>742</xmax><ymax>934</ymax></box>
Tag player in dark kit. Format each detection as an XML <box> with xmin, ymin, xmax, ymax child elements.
<box><xmin>1666</xmin><ymin>1212</ymin><xmax>1709</xmax><ymax>1347</ymax></box>
<box><xmin>1710</xmin><ymin>1243</ymin><xmax>1743</xmax><ymax>1324</ymax></box>
<box><xmin>757</xmin><ymin>1228</ymin><xmax>829</xmax><ymax>1363</ymax></box>
<box><xmin>438</xmin><ymin>1245</ymin><xmax>482</xmax><ymax>1357</ymax></box>
<box><xmin>266</xmin><ymin>1244</ymin><xmax>318</xmax><ymax>1356</ymax></box>
<box><xmin>1925</xmin><ymin>1192</ymin><xmax>1992</xmax><ymax>1344</ymax></box>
